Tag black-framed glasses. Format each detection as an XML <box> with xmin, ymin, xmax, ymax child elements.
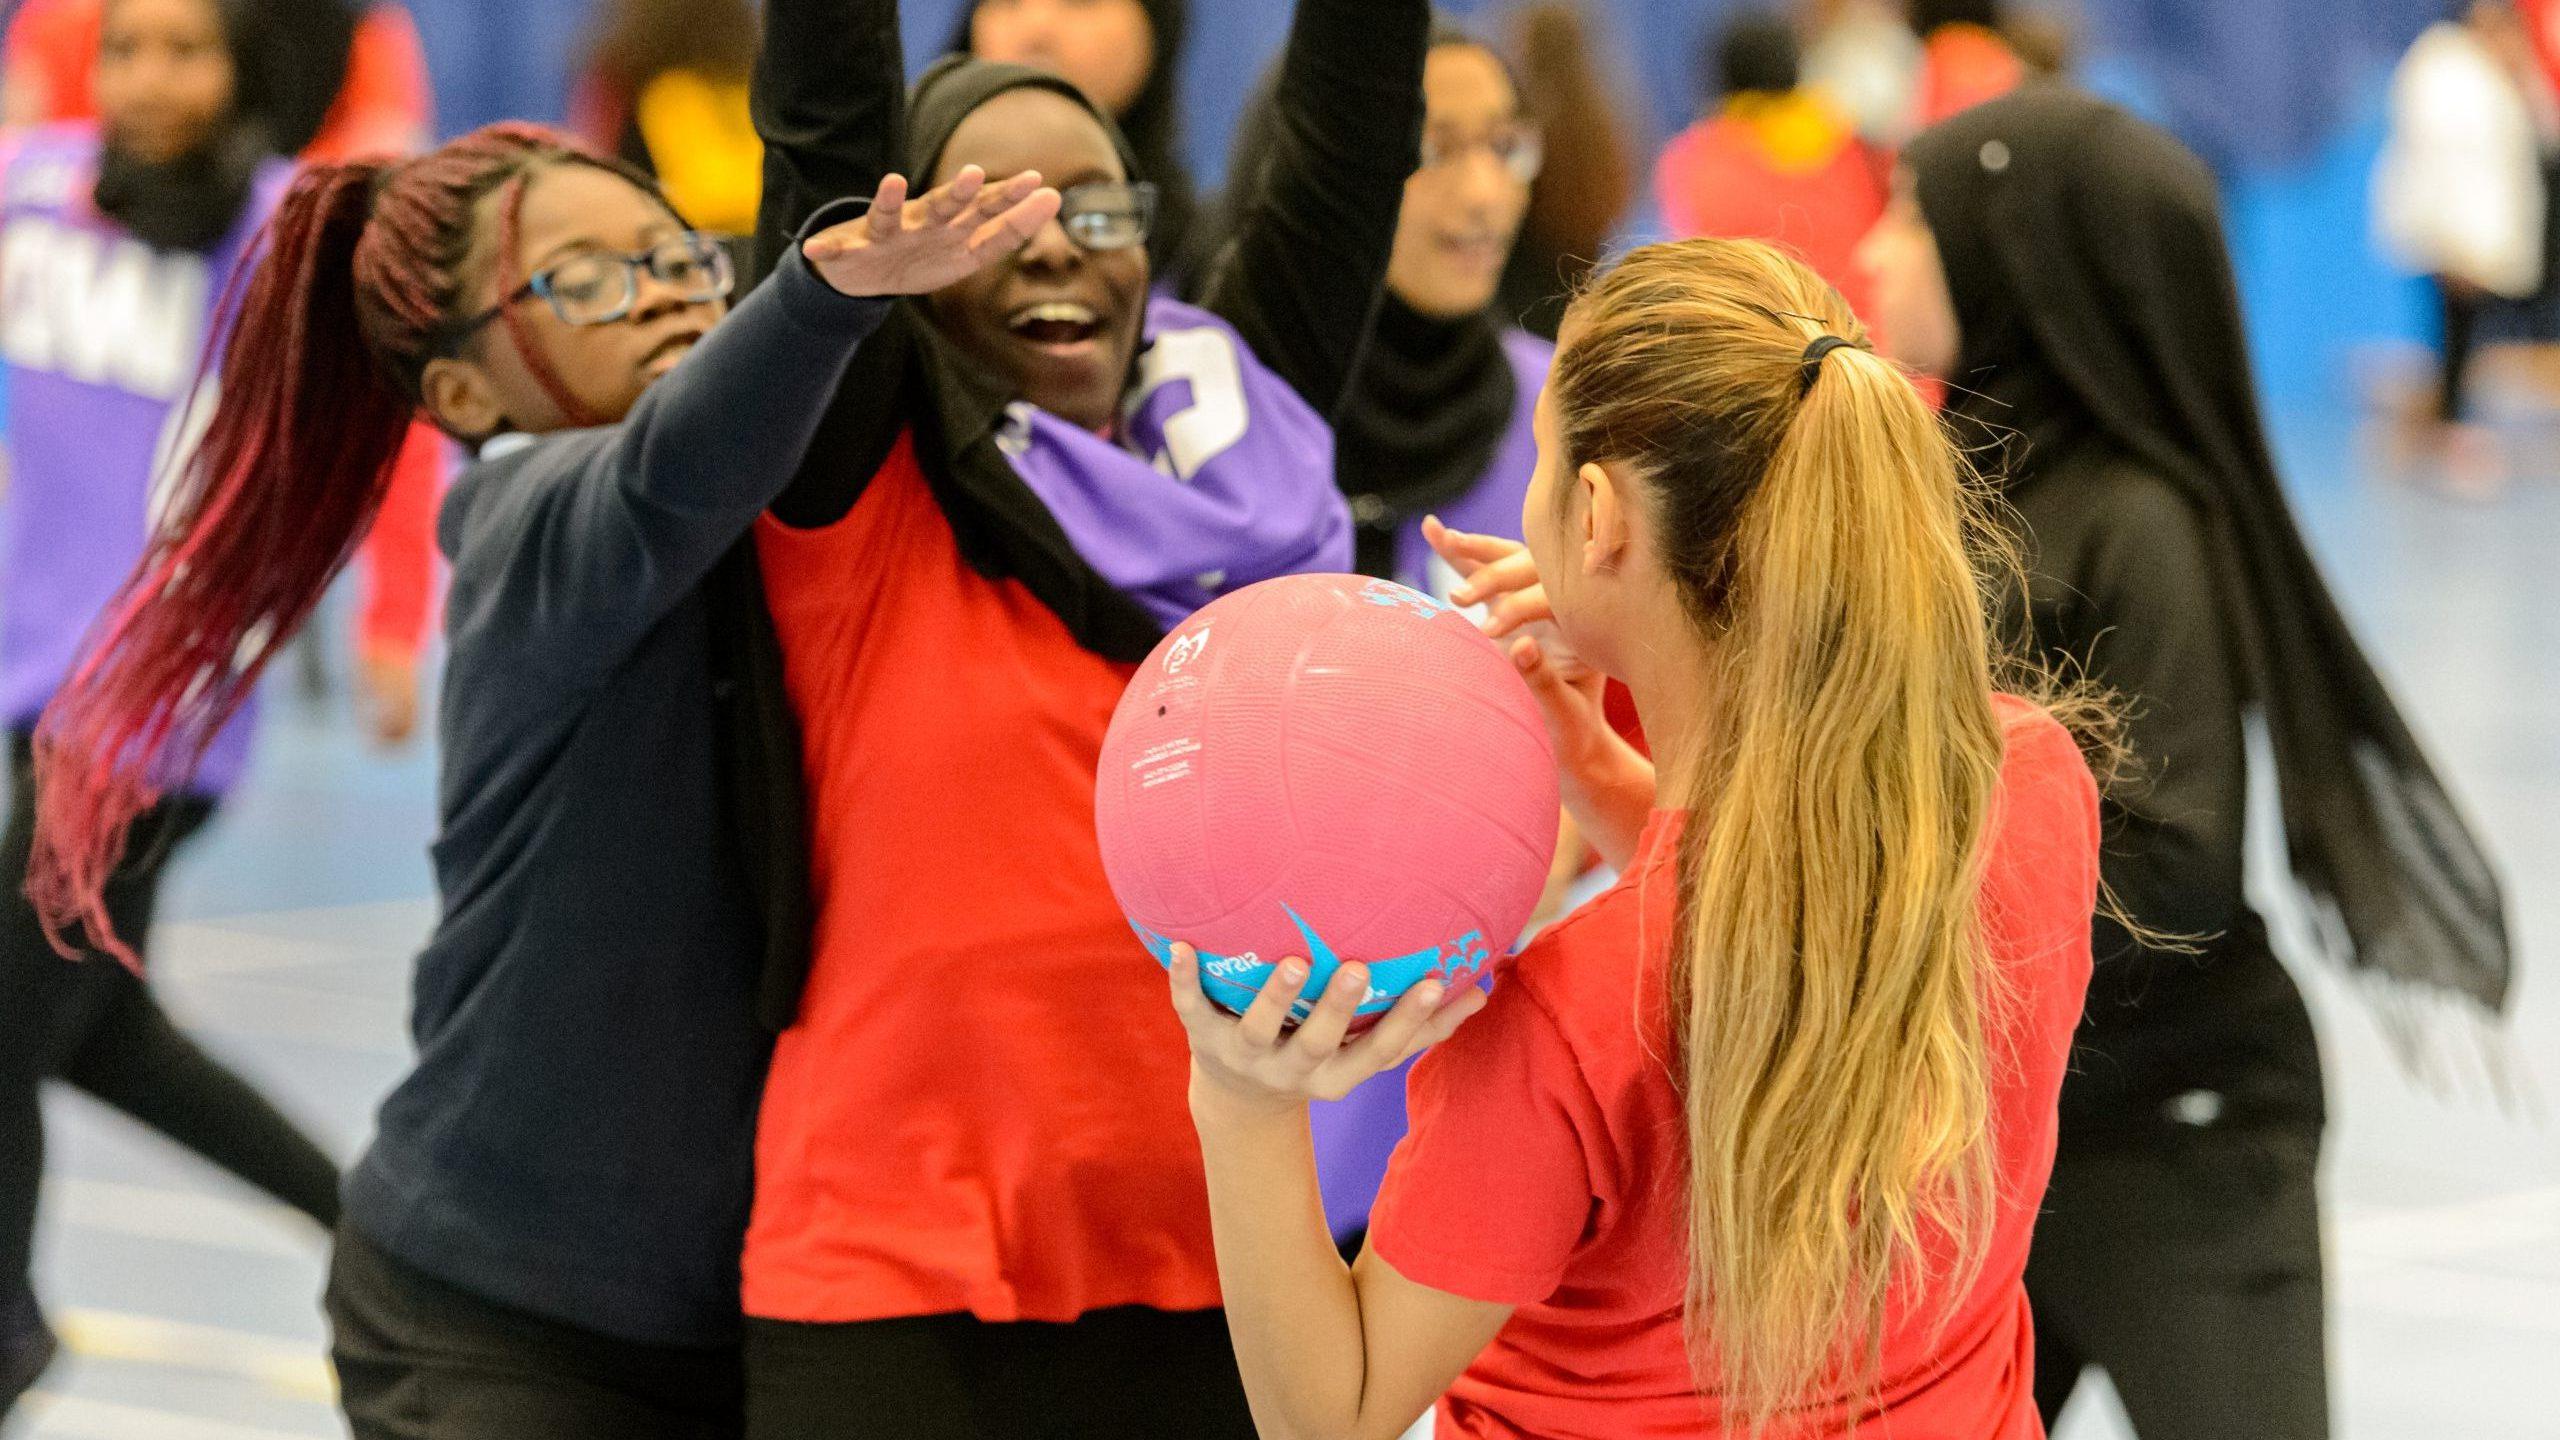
<box><xmin>439</xmin><ymin>232</ymin><xmax>735</xmax><ymax>352</ymax></box>
<box><xmin>1058</xmin><ymin>181</ymin><xmax>1157</xmax><ymax>253</ymax></box>
<box><xmin>1418</xmin><ymin>124</ymin><xmax>1545</xmax><ymax>185</ymax></box>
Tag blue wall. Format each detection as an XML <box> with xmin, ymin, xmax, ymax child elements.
<box><xmin>410</xmin><ymin>0</ymin><xmax>2443</xmax><ymax>405</ymax></box>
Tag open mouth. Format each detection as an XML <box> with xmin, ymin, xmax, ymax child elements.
<box><xmin>1006</xmin><ymin>301</ymin><xmax>1103</xmax><ymax>352</ymax></box>
<box><xmin>642</xmin><ymin>332</ymin><xmax>703</xmax><ymax>371</ymax></box>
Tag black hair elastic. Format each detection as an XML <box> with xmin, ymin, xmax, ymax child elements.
<box><xmin>1799</xmin><ymin>334</ymin><xmax>1854</xmax><ymax>395</ymax></box>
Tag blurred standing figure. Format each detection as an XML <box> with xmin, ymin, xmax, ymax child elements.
<box><xmin>2</xmin><ymin>0</ymin><xmax>445</xmax><ymax>716</ymax></box>
<box><xmin>3</xmin><ymin>0</ymin><xmax>431</xmax><ymax>156</ymax></box>
<box><xmin>1908</xmin><ymin>0</ymin><xmax>2024</xmax><ymax>128</ymax></box>
<box><xmin>1655</xmin><ymin>13</ymin><xmax>1888</xmax><ymax>318</ymax></box>
<box><xmin>2376</xmin><ymin>2</ymin><xmax>2550</xmax><ymax>440</ymax></box>
<box><xmin>1862</xmin><ymin>88</ymin><xmax>2513</xmax><ymax>1440</ymax></box>
<box><xmin>1799</xmin><ymin>0</ymin><xmax>1919</xmax><ymax>143</ymax></box>
<box><xmin>0</xmin><ymin>0</ymin><xmax>433</xmax><ymax>1417</ymax></box>
<box><xmin>572</xmin><ymin>0</ymin><xmax>763</xmax><ymax>238</ymax></box>
<box><xmin>950</xmin><ymin>0</ymin><xmax>1200</xmax><ymax>276</ymax></box>
<box><xmin>1491</xmin><ymin>1</ymin><xmax>1637</xmax><ymax>339</ymax></box>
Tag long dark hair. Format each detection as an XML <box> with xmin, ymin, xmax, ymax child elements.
<box><xmin>31</xmin><ymin>124</ymin><xmax>658</xmax><ymax>964</ymax></box>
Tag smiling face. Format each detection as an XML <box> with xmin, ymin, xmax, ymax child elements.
<box><xmin>94</xmin><ymin>0</ymin><xmax>236</xmax><ymax>166</ymax></box>
<box><xmin>420</xmin><ymin>163</ymin><xmax>727</xmax><ymax>439</ymax></box>
<box><xmin>923</xmin><ymin>85</ymin><xmax>1149</xmax><ymax>434</ymax></box>
<box><xmin>1387</xmin><ymin>44</ymin><xmax>1534</xmax><ymax>321</ymax></box>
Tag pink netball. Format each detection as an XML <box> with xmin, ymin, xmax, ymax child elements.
<box><xmin>1095</xmin><ymin>573</ymin><xmax>1561</xmax><ymax>1023</ymax></box>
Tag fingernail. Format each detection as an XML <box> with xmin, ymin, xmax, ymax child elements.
<box><xmin>1279</xmin><ymin>959</ymin><xmax>1308</xmax><ymax>982</ymax></box>
<box><xmin>1416</xmin><ymin>982</ymin><xmax>1446</xmax><ymax>1007</ymax></box>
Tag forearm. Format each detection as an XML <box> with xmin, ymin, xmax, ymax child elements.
<box><xmin>1205</xmin><ymin>0</ymin><xmax>1426</xmax><ymax>412</ymax></box>
<box><xmin>1190</xmin><ymin>1088</ymin><xmax>1381</xmax><ymax>1440</ymax></box>
<box><xmin>750</xmin><ymin>0</ymin><xmax>901</xmax><ymax>282</ymax></box>
<box><xmin>615</xmin><ymin>214</ymin><xmax>887</xmax><ymax>519</ymax></box>
<box><xmin>1563</xmin><ymin>747</ymin><xmax>1655</xmax><ymax>874</ymax></box>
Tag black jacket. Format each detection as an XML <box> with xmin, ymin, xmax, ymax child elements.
<box><xmin>347</xmin><ymin>233</ymin><xmax>885</xmax><ymax>1344</ymax></box>
<box><xmin>2006</xmin><ymin>429</ymin><xmax>2324</xmax><ymax>1142</ymax></box>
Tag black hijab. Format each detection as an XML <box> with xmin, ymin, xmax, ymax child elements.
<box><xmin>942</xmin><ymin>0</ymin><xmax>1197</xmax><ymax>274</ymax></box>
<box><xmin>1224</xmin><ymin>22</ymin><xmax>1522</xmax><ymax>577</ymax></box>
<box><xmin>93</xmin><ymin>0</ymin><xmax>356</xmax><ymax>251</ymax></box>
<box><xmin>1908</xmin><ymin>85</ymin><xmax>2512</xmax><ymax>1015</ymax></box>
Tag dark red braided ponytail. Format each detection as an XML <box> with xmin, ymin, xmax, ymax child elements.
<box><xmin>29</xmin><ymin>123</ymin><xmax>645</xmax><ymax>965</ymax></box>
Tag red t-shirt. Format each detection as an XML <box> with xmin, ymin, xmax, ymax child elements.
<box><xmin>742</xmin><ymin>434</ymin><xmax>1224</xmax><ymax>1324</ymax></box>
<box><xmin>1654</xmin><ymin>103</ymin><xmax>1888</xmax><ymax>321</ymax></box>
<box><xmin>1372</xmin><ymin>698</ymin><xmax>2098</xmax><ymax>1438</ymax></box>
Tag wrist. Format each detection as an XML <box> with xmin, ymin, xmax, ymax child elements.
<box><xmin>1558</xmin><ymin>744</ymin><xmax>1652</xmax><ymax>817</ymax></box>
<box><xmin>1188</xmin><ymin>1066</ymin><xmax>1311</xmax><ymax>1136</ymax></box>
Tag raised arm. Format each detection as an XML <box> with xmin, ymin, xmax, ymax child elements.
<box><xmin>750</xmin><ymin>0</ymin><xmax>906</xmax><ymax>284</ymax></box>
<box><xmin>467</xmin><ymin>176</ymin><xmax>1058</xmax><ymax>684</ymax></box>
<box><xmin>1196</xmin><ymin>0</ymin><xmax>1428</xmax><ymax>416</ymax></box>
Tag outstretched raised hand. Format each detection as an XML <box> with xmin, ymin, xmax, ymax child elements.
<box><xmin>802</xmin><ymin>167</ymin><xmax>1061</xmax><ymax>298</ymax></box>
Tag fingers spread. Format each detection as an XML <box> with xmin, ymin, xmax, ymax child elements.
<box><xmin>970</xmin><ymin>188</ymin><xmax>1060</xmax><ymax>253</ymax></box>
<box><xmin>1287</xmin><ymin>964</ymin><xmax>1369</xmax><ymax>1060</ymax></box>
<box><xmin>925</xmin><ymin>165</ymin><xmax>982</xmax><ymax>224</ymax></box>
<box><xmin>1392</xmin><ymin>987</ymin><xmax>1487</xmax><ymax>1068</ymax></box>
<box><xmin>866</xmin><ymin>174</ymin><xmax>908</xmax><ymax>239</ymax></box>
<box><xmin>1235</xmin><ymin>958</ymin><xmax>1308</xmax><ymax>1051</ymax></box>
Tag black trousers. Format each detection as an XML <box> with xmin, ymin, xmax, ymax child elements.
<box><xmin>0</xmin><ymin>732</ymin><xmax>340</xmax><ymax>1306</ymax></box>
<box><xmin>327</xmin><ymin>1221</ymin><xmax>747</xmax><ymax>1439</ymax></box>
<box><xmin>2438</xmin><ymin>277</ymin><xmax>2481</xmax><ymax>424</ymax></box>
<box><xmin>744</xmin><ymin>1308</ymin><xmax>1258</xmax><ymax>1440</ymax></box>
<box><xmin>2029</xmin><ymin>1125</ymin><xmax>2329</xmax><ymax>1440</ymax></box>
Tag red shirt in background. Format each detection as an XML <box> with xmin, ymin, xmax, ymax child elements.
<box><xmin>1655</xmin><ymin>92</ymin><xmax>1889</xmax><ymax>320</ymax></box>
<box><xmin>1912</xmin><ymin>22</ymin><xmax>2026</xmax><ymax>130</ymax></box>
<box><xmin>742</xmin><ymin>434</ymin><xmax>1224</xmax><ymax>1325</ymax></box>
<box><xmin>1372</xmin><ymin>697</ymin><xmax>2099</xmax><ymax>1438</ymax></box>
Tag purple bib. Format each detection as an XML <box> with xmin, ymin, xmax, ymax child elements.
<box><xmin>995</xmin><ymin>295</ymin><xmax>1353</xmax><ymax>629</ymax></box>
<box><xmin>0</xmin><ymin>125</ymin><xmax>286</xmax><ymax>794</ymax></box>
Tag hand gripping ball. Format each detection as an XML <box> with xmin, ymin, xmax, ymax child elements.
<box><xmin>1095</xmin><ymin>573</ymin><xmax>1561</xmax><ymax>1026</ymax></box>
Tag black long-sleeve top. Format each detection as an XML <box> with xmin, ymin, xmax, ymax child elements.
<box><xmin>2007</xmin><ymin>430</ymin><xmax>2325</xmax><ymax>1145</ymax></box>
<box><xmin>346</xmin><ymin>226</ymin><xmax>886</xmax><ymax>1345</ymax></box>
<box><xmin>712</xmin><ymin>0</ymin><xmax>1426</xmax><ymax>1024</ymax></box>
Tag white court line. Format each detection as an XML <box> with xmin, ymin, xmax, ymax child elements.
<box><xmin>18</xmin><ymin>1392</ymin><xmax>325</xmax><ymax>1440</ymax></box>
<box><xmin>51</xmin><ymin>1308</ymin><xmax>334</xmax><ymax>1401</ymax></box>
<box><xmin>2335</xmin><ymin>1183</ymin><xmax>2560</xmax><ymax>1266</ymax></box>
<box><xmin>48</xmin><ymin>1177</ymin><xmax>316</xmax><ymax>1260</ymax></box>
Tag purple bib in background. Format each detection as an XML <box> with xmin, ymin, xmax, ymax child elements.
<box><xmin>1310</xmin><ymin>327</ymin><xmax>1554</xmax><ymax>1242</ymax></box>
<box><xmin>996</xmin><ymin>296</ymin><xmax>1353</xmax><ymax>629</ymax></box>
<box><xmin>0</xmin><ymin>125</ymin><xmax>286</xmax><ymax>796</ymax></box>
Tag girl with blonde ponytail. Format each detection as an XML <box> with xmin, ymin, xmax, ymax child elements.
<box><xmin>1163</xmin><ymin>236</ymin><xmax>2104</xmax><ymax>1439</ymax></box>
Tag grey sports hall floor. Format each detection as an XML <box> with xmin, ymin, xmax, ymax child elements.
<box><xmin>9</xmin><ymin>406</ymin><xmax>2558</xmax><ymax>1439</ymax></box>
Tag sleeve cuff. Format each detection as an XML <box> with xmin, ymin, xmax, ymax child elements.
<box><xmin>1368</xmin><ymin>1221</ymin><xmax>1566</xmax><ymax>1309</ymax></box>
<box><xmin>769</xmin><ymin>196</ymin><xmax>894</xmax><ymax>332</ymax></box>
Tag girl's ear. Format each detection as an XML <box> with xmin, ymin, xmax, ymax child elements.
<box><xmin>419</xmin><ymin>354</ymin><xmax>508</xmax><ymax>442</ymax></box>
<box><xmin>1581</xmin><ymin>460</ymin><xmax>1632</xmax><ymax>573</ymax></box>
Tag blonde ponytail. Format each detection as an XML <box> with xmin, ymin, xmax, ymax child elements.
<box><xmin>1553</xmin><ymin>239</ymin><xmax>2010</xmax><ymax>1426</ymax></box>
